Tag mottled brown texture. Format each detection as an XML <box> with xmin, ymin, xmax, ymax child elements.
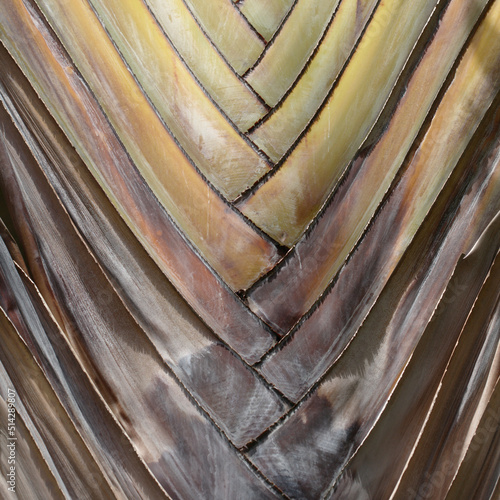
<box><xmin>0</xmin><ymin>109</ymin><xmax>281</xmax><ymax>497</ymax></box>
<box><xmin>257</xmin><ymin>12</ymin><xmax>500</xmax><ymax>400</ymax></box>
<box><xmin>393</xmin><ymin>248</ymin><xmax>500</xmax><ymax>499</ymax></box>
<box><xmin>247</xmin><ymin>131</ymin><xmax>500</xmax><ymax>497</ymax></box>
<box><xmin>0</xmin><ymin>52</ymin><xmax>288</xmax><ymax>447</ymax></box>
<box><xmin>0</xmin><ymin>101</ymin><xmax>285</xmax><ymax>450</ymax></box>
<box><xmin>0</xmin><ymin>0</ymin><xmax>498</xmax><ymax>496</ymax></box>
<box><xmin>0</xmin><ymin>241</ymin><xmax>170</xmax><ymax>499</ymax></box>
<box><xmin>329</xmin><ymin>218</ymin><xmax>500</xmax><ymax>499</ymax></box>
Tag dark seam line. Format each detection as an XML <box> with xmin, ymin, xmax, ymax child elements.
<box><xmin>171</xmin><ymin>0</ymin><xmax>273</xmax><ymax>118</ymax></box>
<box><xmin>165</xmin><ymin>0</ymin><xmax>270</xmax><ymax>109</ymax></box>
<box><xmin>230</xmin><ymin>0</ymin><xmax>268</xmax><ymax>45</ymax></box>
<box><xmin>1</xmin><ymin>272</ymin><xmax>171</xmax><ymax>498</ymax></box>
<box><xmin>14</xmin><ymin>0</ymin><xmax>500</xmax><ymax>488</ymax></box>
<box><xmin>139</xmin><ymin>2</ymin><xmax>275</xmax><ymax>162</ymax></box>
<box><xmin>0</xmin><ymin>305</ymin><xmax>116</xmax><ymax>497</ymax></box>
<box><xmin>266</xmin><ymin>0</ymin><xmax>301</xmax><ymax>41</ymax></box>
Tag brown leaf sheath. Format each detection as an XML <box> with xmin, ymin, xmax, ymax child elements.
<box><xmin>249</xmin><ymin>176</ymin><xmax>500</xmax><ymax>498</ymax></box>
<box><xmin>247</xmin><ymin>0</ymin><xmax>489</xmax><ymax>334</ymax></box>
<box><xmin>0</xmin><ymin>100</ymin><xmax>286</xmax><ymax>448</ymax></box>
<box><xmin>444</xmin><ymin>378</ymin><xmax>500</xmax><ymax>500</ymax></box>
<box><xmin>330</xmin><ymin>223</ymin><xmax>500</xmax><ymax>499</ymax></box>
<box><xmin>0</xmin><ymin>236</ymin><xmax>171</xmax><ymax>499</ymax></box>
<box><xmin>0</xmin><ymin>44</ymin><xmax>277</xmax><ymax>363</ymax></box>
<box><xmin>0</xmin><ymin>376</ymin><xmax>65</xmax><ymax>499</ymax></box>
<box><xmin>0</xmin><ymin>47</ymin><xmax>288</xmax><ymax>444</ymax></box>
<box><xmin>0</xmin><ymin>310</ymin><xmax>117</xmax><ymax>499</ymax></box>
<box><xmin>257</xmin><ymin>7</ymin><xmax>500</xmax><ymax>400</ymax></box>
<box><xmin>393</xmin><ymin>247</ymin><xmax>500</xmax><ymax>498</ymax></box>
<box><xmin>0</xmin><ymin>103</ymin><xmax>281</xmax><ymax>498</ymax></box>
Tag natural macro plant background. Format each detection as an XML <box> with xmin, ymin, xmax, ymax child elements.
<box><xmin>0</xmin><ymin>0</ymin><xmax>499</xmax><ymax>498</ymax></box>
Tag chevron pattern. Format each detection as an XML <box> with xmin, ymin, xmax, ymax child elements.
<box><xmin>0</xmin><ymin>0</ymin><xmax>499</xmax><ymax>498</ymax></box>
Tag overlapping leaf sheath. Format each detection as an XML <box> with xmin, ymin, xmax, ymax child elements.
<box><xmin>248</xmin><ymin>0</ymin><xmax>379</xmax><ymax>162</ymax></box>
<box><xmin>238</xmin><ymin>0</ymin><xmax>440</xmax><ymax>245</ymax></box>
<box><xmin>393</xmin><ymin>250</ymin><xmax>500</xmax><ymax>498</ymax></box>
<box><xmin>0</xmin><ymin>359</ymin><xmax>65</xmax><ymax>500</ymax></box>
<box><xmin>183</xmin><ymin>0</ymin><xmax>264</xmax><ymax>74</ymax></box>
<box><xmin>0</xmin><ymin>238</ymin><xmax>169</xmax><ymax>499</ymax></box>
<box><xmin>0</xmin><ymin>105</ymin><xmax>281</xmax><ymax>498</ymax></box>
<box><xmin>145</xmin><ymin>0</ymin><xmax>268</xmax><ymax>131</ymax></box>
<box><xmin>0</xmin><ymin>310</ymin><xmax>117</xmax><ymax>499</ymax></box>
<box><xmin>0</xmin><ymin>62</ymin><xmax>278</xmax><ymax>375</ymax></box>
<box><xmin>256</xmin><ymin>6</ymin><xmax>500</xmax><ymax>399</ymax></box>
<box><xmin>88</xmin><ymin>0</ymin><xmax>270</xmax><ymax>199</ymax></box>
<box><xmin>0</xmin><ymin>101</ymin><xmax>285</xmax><ymax>449</ymax></box>
<box><xmin>238</xmin><ymin>0</ymin><xmax>295</xmax><ymax>41</ymax></box>
<box><xmin>328</xmin><ymin>216</ymin><xmax>500</xmax><ymax>499</ymax></box>
<box><xmin>0</xmin><ymin>0</ymin><xmax>499</xmax><ymax>497</ymax></box>
<box><xmin>248</xmin><ymin>157</ymin><xmax>500</xmax><ymax>497</ymax></box>
<box><xmin>247</xmin><ymin>0</ymin><xmax>489</xmax><ymax>333</ymax></box>
<box><xmin>0</xmin><ymin>12</ymin><xmax>277</xmax><ymax>364</ymax></box>
<box><xmin>244</xmin><ymin>0</ymin><xmax>341</xmax><ymax>106</ymax></box>
<box><xmin>1</xmin><ymin>0</ymin><xmax>280</xmax><ymax>292</ymax></box>
<box><xmin>445</xmin><ymin>379</ymin><xmax>500</xmax><ymax>500</ymax></box>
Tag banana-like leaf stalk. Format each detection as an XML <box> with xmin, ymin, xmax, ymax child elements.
<box><xmin>0</xmin><ymin>0</ymin><xmax>498</xmax><ymax>497</ymax></box>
